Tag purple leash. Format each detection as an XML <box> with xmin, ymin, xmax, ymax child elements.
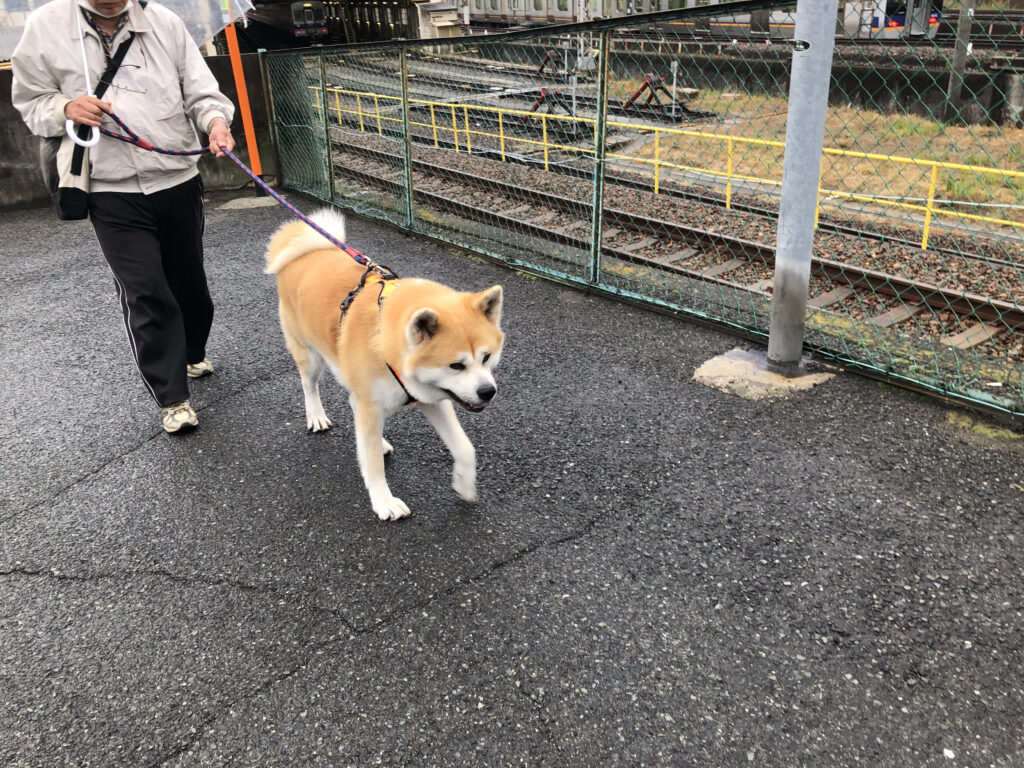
<box><xmin>100</xmin><ymin>112</ymin><xmax>379</xmax><ymax>269</ymax></box>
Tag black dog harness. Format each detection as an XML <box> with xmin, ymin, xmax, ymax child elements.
<box><xmin>339</xmin><ymin>264</ymin><xmax>417</xmax><ymax>406</ymax></box>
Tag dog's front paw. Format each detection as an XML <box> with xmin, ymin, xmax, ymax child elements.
<box><xmin>452</xmin><ymin>467</ymin><xmax>477</xmax><ymax>503</ymax></box>
<box><xmin>307</xmin><ymin>413</ymin><xmax>332</xmax><ymax>432</ymax></box>
<box><xmin>373</xmin><ymin>495</ymin><xmax>411</xmax><ymax>521</ymax></box>
<box><xmin>382</xmin><ymin>438</ymin><xmax>394</xmax><ymax>456</ymax></box>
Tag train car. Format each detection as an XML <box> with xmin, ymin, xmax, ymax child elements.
<box><xmin>661</xmin><ymin>5</ymin><xmax>796</xmax><ymax>38</ymax></box>
<box><xmin>466</xmin><ymin>0</ymin><xmax>939</xmax><ymax>40</ymax></box>
<box><xmin>860</xmin><ymin>0</ymin><xmax>942</xmax><ymax>39</ymax></box>
<box><xmin>468</xmin><ymin>0</ymin><xmax>792</xmax><ymax>36</ymax></box>
<box><xmin>245</xmin><ymin>0</ymin><xmax>329</xmax><ymax>45</ymax></box>
<box><xmin>346</xmin><ymin>0</ymin><xmax>414</xmax><ymax>42</ymax></box>
<box><xmin>233</xmin><ymin>0</ymin><xmax>415</xmax><ymax>46</ymax></box>
<box><xmin>469</xmin><ymin>0</ymin><xmax>572</xmax><ymax>28</ymax></box>
<box><xmin>291</xmin><ymin>0</ymin><xmax>329</xmax><ymax>39</ymax></box>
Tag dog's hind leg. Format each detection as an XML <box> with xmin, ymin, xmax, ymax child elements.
<box><xmin>298</xmin><ymin>349</ymin><xmax>332</xmax><ymax>432</ymax></box>
<box><xmin>351</xmin><ymin>396</ymin><xmax>410</xmax><ymax>521</ymax></box>
<box><xmin>418</xmin><ymin>400</ymin><xmax>476</xmax><ymax>502</ymax></box>
<box><xmin>280</xmin><ymin>310</ymin><xmax>332</xmax><ymax>432</ymax></box>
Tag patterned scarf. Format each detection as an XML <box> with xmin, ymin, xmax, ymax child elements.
<box><xmin>81</xmin><ymin>7</ymin><xmax>129</xmax><ymax>60</ymax></box>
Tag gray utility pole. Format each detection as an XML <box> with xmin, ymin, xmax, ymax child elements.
<box><xmin>766</xmin><ymin>0</ymin><xmax>839</xmax><ymax>375</ymax></box>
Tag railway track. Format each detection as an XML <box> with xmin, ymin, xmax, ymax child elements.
<box><xmin>331</xmin><ymin>111</ymin><xmax>1024</xmax><ymax>272</ymax></box>
<box><xmin>331</xmin><ymin>141</ymin><xmax>1024</xmax><ymax>359</ymax></box>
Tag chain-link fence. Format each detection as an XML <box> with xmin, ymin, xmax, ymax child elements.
<box><xmin>262</xmin><ymin>0</ymin><xmax>1024</xmax><ymax>416</ymax></box>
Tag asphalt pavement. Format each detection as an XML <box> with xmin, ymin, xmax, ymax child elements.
<box><xmin>1</xmin><ymin>191</ymin><xmax>1023</xmax><ymax>768</ymax></box>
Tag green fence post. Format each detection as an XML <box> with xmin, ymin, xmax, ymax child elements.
<box><xmin>588</xmin><ymin>28</ymin><xmax>611</xmax><ymax>286</ymax></box>
<box><xmin>400</xmin><ymin>49</ymin><xmax>415</xmax><ymax>229</ymax></box>
<box><xmin>258</xmin><ymin>48</ymin><xmax>281</xmax><ymax>186</ymax></box>
<box><xmin>318</xmin><ymin>52</ymin><xmax>335</xmax><ymax>202</ymax></box>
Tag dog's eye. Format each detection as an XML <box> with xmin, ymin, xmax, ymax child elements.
<box><xmin>450</xmin><ymin>362</ymin><xmax>466</xmax><ymax>371</ymax></box>
<box><xmin>482</xmin><ymin>353</ymin><xmax>491</xmax><ymax>363</ymax></box>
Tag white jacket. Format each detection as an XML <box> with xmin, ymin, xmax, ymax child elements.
<box><xmin>11</xmin><ymin>0</ymin><xmax>234</xmax><ymax>194</ymax></box>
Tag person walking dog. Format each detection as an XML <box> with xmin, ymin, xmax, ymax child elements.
<box><xmin>11</xmin><ymin>0</ymin><xmax>236</xmax><ymax>434</ymax></box>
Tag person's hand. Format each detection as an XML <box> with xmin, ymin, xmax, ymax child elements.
<box><xmin>64</xmin><ymin>95</ymin><xmax>112</xmax><ymax>127</ymax></box>
<box><xmin>207</xmin><ymin>119</ymin><xmax>234</xmax><ymax>158</ymax></box>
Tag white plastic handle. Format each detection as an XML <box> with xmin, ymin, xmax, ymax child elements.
<box><xmin>67</xmin><ymin>119</ymin><xmax>100</xmax><ymax>147</ymax></box>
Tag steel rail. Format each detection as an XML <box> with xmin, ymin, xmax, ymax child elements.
<box><xmin>331</xmin><ymin>128</ymin><xmax>1021</xmax><ymax>271</ymax></box>
<box><xmin>334</xmin><ymin>162</ymin><xmax>767</xmax><ymax>295</ymax></box>
<box><xmin>333</xmin><ymin>145</ymin><xmax>1024</xmax><ymax>329</ymax></box>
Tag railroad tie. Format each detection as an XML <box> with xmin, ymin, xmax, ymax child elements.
<box><xmin>807</xmin><ymin>286</ymin><xmax>857</xmax><ymax>309</ymax></box>
<box><xmin>699</xmin><ymin>258</ymin><xmax>744</xmax><ymax>278</ymax></box>
<box><xmin>500</xmin><ymin>203</ymin><xmax>535</xmax><ymax>217</ymax></box>
<box><xmin>868</xmin><ymin>302</ymin><xmax>927</xmax><ymax>328</ymax></box>
<box><xmin>942</xmin><ymin>322</ymin><xmax>1009</xmax><ymax>350</ymax></box>
<box><xmin>530</xmin><ymin>211</ymin><xmax>559</xmax><ymax>225</ymax></box>
<box><xmin>550</xmin><ymin>220</ymin><xmax>589</xmax><ymax>235</ymax></box>
<box><xmin>643</xmin><ymin>248</ymin><xmax>695</xmax><ymax>267</ymax></box>
<box><xmin>620</xmin><ymin>236</ymin><xmax>660</xmax><ymax>254</ymax></box>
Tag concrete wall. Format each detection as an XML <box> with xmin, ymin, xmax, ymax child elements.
<box><xmin>0</xmin><ymin>67</ymin><xmax>51</xmax><ymax>210</ymax></box>
<box><xmin>0</xmin><ymin>53</ymin><xmax>276</xmax><ymax>211</ymax></box>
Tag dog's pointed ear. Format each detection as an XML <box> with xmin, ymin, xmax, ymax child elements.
<box><xmin>475</xmin><ymin>285</ymin><xmax>503</xmax><ymax>327</ymax></box>
<box><xmin>406</xmin><ymin>307</ymin><xmax>440</xmax><ymax>346</ymax></box>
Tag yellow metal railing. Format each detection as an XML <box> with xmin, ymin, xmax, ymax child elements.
<box><xmin>315</xmin><ymin>85</ymin><xmax>589</xmax><ymax>172</ymax></box>
<box><xmin>311</xmin><ymin>85</ymin><xmax>1024</xmax><ymax>250</ymax></box>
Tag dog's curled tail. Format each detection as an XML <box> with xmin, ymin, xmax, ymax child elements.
<box><xmin>264</xmin><ymin>208</ymin><xmax>348</xmax><ymax>275</ymax></box>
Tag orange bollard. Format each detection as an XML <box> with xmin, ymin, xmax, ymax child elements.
<box><xmin>223</xmin><ymin>22</ymin><xmax>262</xmax><ymax>177</ymax></box>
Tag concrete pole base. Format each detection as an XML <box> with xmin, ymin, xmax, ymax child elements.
<box><xmin>694</xmin><ymin>347</ymin><xmax>835</xmax><ymax>400</ymax></box>
<box><xmin>765</xmin><ymin>355</ymin><xmax>806</xmax><ymax>378</ymax></box>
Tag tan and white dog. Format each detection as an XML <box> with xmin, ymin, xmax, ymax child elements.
<box><xmin>265</xmin><ymin>209</ymin><xmax>505</xmax><ymax>521</ymax></box>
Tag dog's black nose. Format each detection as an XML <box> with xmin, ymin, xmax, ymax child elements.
<box><xmin>477</xmin><ymin>384</ymin><xmax>496</xmax><ymax>402</ymax></box>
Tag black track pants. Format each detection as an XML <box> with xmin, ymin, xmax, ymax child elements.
<box><xmin>89</xmin><ymin>175</ymin><xmax>212</xmax><ymax>408</ymax></box>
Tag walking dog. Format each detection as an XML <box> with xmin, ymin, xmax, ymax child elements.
<box><xmin>266</xmin><ymin>209</ymin><xmax>505</xmax><ymax>521</ymax></box>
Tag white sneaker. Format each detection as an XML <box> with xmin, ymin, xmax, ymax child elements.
<box><xmin>161</xmin><ymin>400</ymin><xmax>198</xmax><ymax>434</ymax></box>
<box><xmin>186</xmin><ymin>359</ymin><xmax>214</xmax><ymax>379</ymax></box>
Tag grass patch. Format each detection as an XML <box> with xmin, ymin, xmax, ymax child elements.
<box><xmin>889</xmin><ymin>116</ymin><xmax>943</xmax><ymax>140</ymax></box>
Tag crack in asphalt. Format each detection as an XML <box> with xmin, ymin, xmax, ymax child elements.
<box><xmin>149</xmin><ymin>618</ymin><xmax>360</xmax><ymax>768</ymax></box>
<box><xmin>0</xmin><ymin>515</ymin><xmax>606</xmax><ymax>767</ymax></box>
<box><xmin>146</xmin><ymin>617</ymin><xmax>353</xmax><ymax>768</ymax></box>
<box><xmin>0</xmin><ymin>566</ymin><xmax>358</xmax><ymax>631</ymax></box>
<box><xmin>0</xmin><ymin>434</ymin><xmax>163</xmax><ymax>526</ymax></box>
<box><xmin>144</xmin><ymin>511</ymin><xmax>610</xmax><ymax>767</ymax></box>
<box><xmin>0</xmin><ymin>366</ymin><xmax>295</xmax><ymax>525</ymax></box>
<box><xmin>363</xmin><ymin>512</ymin><xmax>605</xmax><ymax>634</ymax></box>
